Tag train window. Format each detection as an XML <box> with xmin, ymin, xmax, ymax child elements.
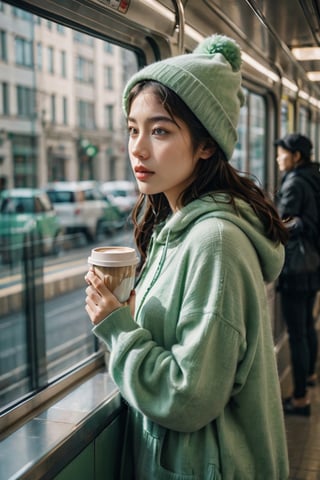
<box><xmin>311</xmin><ymin>118</ymin><xmax>317</xmax><ymax>161</ymax></box>
<box><xmin>232</xmin><ymin>89</ymin><xmax>248</xmax><ymax>172</ymax></box>
<box><xmin>280</xmin><ymin>97</ymin><xmax>294</xmax><ymax>136</ymax></box>
<box><xmin>298</xmin><ymin>106</ymin><xmax>309</xmax><ymax>134</ymax></box>
<box><xmin>315</xmin><ymin>117</ymin><xmax>320</xmax><ymax>162</ymax></box>
<box><xmin>280</xmin><ymin>99</ymin><xmax>288</xmax><ymax>136</ymax></box>
<box><xmin>248</xmin><ymin>93</ymin><xmax>266</xmax><ymax>186</ymax></box>
<box><xmin>232</xmin><ymin>89</ymin><xmax>267</xmax><ymax>187</ymax></box>
<box><xmin>0</xmin><ymin>1</ymin><xmax>139</xmax><ymax>419</ymax></box>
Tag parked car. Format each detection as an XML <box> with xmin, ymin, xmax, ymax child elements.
<box><xmin>100</xmin><ymin>181</ymin><xmax>138</xmax><ymax>218</ymax></box>
<box><xmin>0</xmin><ymin>188</ymin><xmax>63</xmax><ymax>264</ymax></box>
<box><xmin>46</xmin><ymin>181</ymin><xmax>124</xmax><ymax>242</ymax></box>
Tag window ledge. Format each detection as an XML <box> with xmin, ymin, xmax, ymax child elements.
<box><xmin>0</xmin><ymin>372</ymin><xmax>123</xmax><ymax>480</ymax></box>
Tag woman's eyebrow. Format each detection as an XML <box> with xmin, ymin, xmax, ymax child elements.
<box><xmin>127</xmin><ymin>115</ymin><xmax>176</xmax><ymax>124</ymax></box>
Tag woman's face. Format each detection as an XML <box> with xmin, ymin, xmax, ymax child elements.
<box><xmin>276</xmin><ymin>146</ymin><xmax>299</xmax><ymax>172</ymax></box>
<box><xmin>127</xmin><ymin>88</ymin><xmax>211</xmax><ymax>211</ymax></box>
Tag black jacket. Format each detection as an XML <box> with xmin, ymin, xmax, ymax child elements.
<box><xmin>276</xmin><ymin>162</ymin><xmax>320</xmax><ymax>291</ymax></box>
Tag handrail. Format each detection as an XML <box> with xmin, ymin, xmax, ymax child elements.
<box><xmin>173</xmin><ymin>0</ymin><xmax>185</xmax><ymax>53</ymax></box>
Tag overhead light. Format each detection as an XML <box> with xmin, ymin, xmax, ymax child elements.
<box><xmin>307</xmin><ymin>71</ymin><xmax>320</xmax><ymax>81</ymax></box>
<box><xmin>281</xmin><ymin>77</ymin><xmax>298</xmax><ymax>92</ymax></box>
<box><xmin>298</xmin><ymin>90</ymin><xmax>309</xmax><ymax>100</ymax></box>
<box><xmin>292</xmin><ymin>47</ymin><xmax>320</xmax><ymax>61</ymax></box>
<box><xmin>241</xmin><ymin>52</ymin><xmax>280</xmax><ymax>82</ymax></box>
<box><xmin>309</xmin><ymin>96</ymin><xmax>320</xmax><ymax>108</ymax></box>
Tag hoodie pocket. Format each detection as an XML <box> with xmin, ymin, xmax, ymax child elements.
<box><xmin>135</xmin><ymin>425</ymin><xmax>221</xmax><ymax>480</ymax></box>
<box><xmin>139</xmin><ymin>428</ymin><xmax>195</xmax><ymax>480</ymax></box>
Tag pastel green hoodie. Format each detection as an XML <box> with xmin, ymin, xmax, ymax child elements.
<box><xmin>93</xmin><ymin>194</ymin><xmax>289</xmax><ymax>479</ymax></box>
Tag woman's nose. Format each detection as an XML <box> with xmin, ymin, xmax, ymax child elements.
<box><xmin>131</xmin><ymin>134</ymin><xmax>149</xmax><ymax>159</ymax></box>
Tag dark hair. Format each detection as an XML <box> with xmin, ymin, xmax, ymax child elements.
<box><xmin>128</xmin><ymin>81</ymin><xmax>288</xmax><ymax>267</ymax></box>
<box><xmin>274</xmin><ymin>133</ymin><xmax>312</xmax><ymax>163</ymax></box>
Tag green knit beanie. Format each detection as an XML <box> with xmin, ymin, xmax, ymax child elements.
<box><xmin>122</xmin><ymin>34</ymin><xmax>245</xmax><ymax>160</ymax></box>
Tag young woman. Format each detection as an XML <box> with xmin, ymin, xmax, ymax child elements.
<box><xmin>85</xmin><ymin>35</ymin><xmax>289</xmax><ymax>479</ymax></box>
<box><xmin>275</xmin><ymin>133</ymin><xmax>320</xmax><ymax>416</ymax></box>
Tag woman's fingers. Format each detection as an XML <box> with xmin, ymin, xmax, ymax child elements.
<box><xmin>85</xmin><ymin>269</ymin><xmax>106</xmax><ymax>293</ymax></box>
<box><xmin>85</xmin><ymin>269</ymin><xmax>122</xmax><ymax>325</ymax></box>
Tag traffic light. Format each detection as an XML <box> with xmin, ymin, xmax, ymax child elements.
<box><xmin>80</xmin><ymin>139</ymin><xmax>99</xmax><ymax>158</ymax></box>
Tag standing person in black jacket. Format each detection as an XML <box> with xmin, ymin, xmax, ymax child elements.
<box><xmin>275</xmin><ymin>133</ymin><xmax>320</xmax><ymax>416</ymax></box>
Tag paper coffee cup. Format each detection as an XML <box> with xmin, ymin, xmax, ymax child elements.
<box><xmin>88</xmin><ymin>246</ymin><xmax>138</xmax><ymax>302</ymax></box>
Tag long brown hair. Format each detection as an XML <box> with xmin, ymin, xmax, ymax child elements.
<box><xmin>127</xmin><ymin>81</ymin><xmax>288</xmax><ymax>266</ymax></box>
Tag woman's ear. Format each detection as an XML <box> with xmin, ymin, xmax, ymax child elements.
<box><xmin>198</xmin><ymin>142</ymin><xmax>216</xmax><ymax>160</ymax></box>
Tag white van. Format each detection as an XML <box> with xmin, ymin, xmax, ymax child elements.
<box><xmin>100</xmin><ymin>181</ymin><xmax>138</xmax><ymax>216</ymax></box>
<box><xmin>46</xmin><ymin>181</ymin><xmax>123</xmax><ymax>242</ymax></box>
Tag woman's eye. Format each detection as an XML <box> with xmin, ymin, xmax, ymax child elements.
<box><xmin>153</xmin><ymin>127</ymin><xmax>167</xmax><ymax>135</ymax></box>
<box><xmin>128</xmin><ymin>126</ymin><xmax>137</xmax><ymax>135</ymax></box>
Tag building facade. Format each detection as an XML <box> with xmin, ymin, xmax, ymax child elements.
<box><xmin>0</xmin><ymin>1</ymin><xmax>138</xmax><ymax>190</ymax></box>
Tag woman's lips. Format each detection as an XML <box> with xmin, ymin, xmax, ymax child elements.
<box><xmin>135</xmin><ymin>166</ymin><xmax>154</xmax><ymax>181</ymax></box>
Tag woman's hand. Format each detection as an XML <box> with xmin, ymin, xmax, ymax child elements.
<box><xmin>85</xmin><ymin>268</ymin><xmax>136</xmax><ymax>325</ymax></box>
<box><xmin>85</xmin><ymin>269</ymin><xmax>122</xmax><ymax>325</ymax></box>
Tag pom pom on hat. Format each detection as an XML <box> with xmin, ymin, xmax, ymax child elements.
<box><xmin>123</xmin><ymin>34</ymin><xmax>245</xmax><ymax>160</ymax></box>
<box><xmin>194</xmin><ymin>34</ymin><xmax>242</xmax><ymax>72</ymax></box>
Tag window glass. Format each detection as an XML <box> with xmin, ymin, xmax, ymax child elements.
<box><xmin>16</xmin><ymin>86</ymin><xmax>35</xmax><ymax>117</ymax></box>
<box><xmin>310</xmin><ymin>116</ymin><xmax>319</xmax><ymax>162</ymax></box>
<box><xmin>61</xmin><ymin>51</ymin><xmax>66</xmax><ymax>77</ymax></box>
<box><xmin>280</xmin><ymin>97</ymin><xmax>294</xmax><ymax>136</ymax></box>
<box><xmin>1</xmin><ymin>82</ymin><xmax>9</xmax><ymax>114</ymax></box>
<box><xmin>0</xmin><ymin>30</ymin><xmax>7</xmax><ymax>60</ymax></box>
<box><xmin>104</xmin><ymin>41</ymin><xmax>113</xmax><ymax>53</ymax></box>
<box><xmin>316</xmin><ymin>116</ymin><xmax>320</xmax><ymax>162</ymax></box>
<box><xmin>15</xmin><ymin>37</ymin><xmax>33</xmax><ymax>66</ymax></box>
<box><xmin>311</xmin><ymin>119</ymin><xmax>316</xmax><ymax>158</ymax></box>
<box><xmin>57</xmin><ymin>24</ymin><xmax>65</xmax><ymax>34</ymax></box>
<box><xmin>76</xmin><ymin>56</ymin><xmax>94</xmax><ymax>83</ymax></box>
<box><xmin>231</xmin><ymin>88</ymin><xmax>248</xmax><ymax>172</ymax></box>
<box><xmin>12</xmin><ymin>6</ymin><xmax>32</xmax><ymax>20</ymax></box>
<box><xmin>231</xmin><ymin>89</ymin><xmax>267</xmax><ymax>186</ymax></box>
<box><xmin>73</xmin><ymin>31</ymin><xmax>94</xmax><ymax>46</ymax></box>
<box><xmin>47</xmin><ymin>46</ymin><xmax>54</xmax><ymax>73</ymax></box>
<box><xmin>298</xmin><ymin>106</ymin><xmax>309</xmax><ymax>135</ymax></box>
<box><xmin>36</xmin><ymin>42</ymin><xmax>42</xmax><ymax>69</ymax></box>
<box><xmin>248</xmin><ymin>93</ymin><xmax>266</xmax><ymax>186</ymax></box>
<box><xmin>0</xmin><ymin>0</ymin><xmax>139</xmax><ymax>414</ymax></box>
<box><xmin>62</xmin><ymin>96</ymin><xmax>68</xmax><ymax>124</ymax></box>
<box><xmin>104</xmin><ymin>65</ymin><xmax>113</xmax><ymax>89</ymax></box>
<box><xmin>78</xmin><ymin>100</ymin><xmax>95</xmax><ymax>129</ymax></box>
<box><xmin>280</xmin><ymin>99</ymin><xmax>288</xmax><ymax>136</ymax></box>
<box><xmin>105</xmin><ymin>104</ymin><xmax>114</xmax><ymax>131</ymax></box>
<box><xmin>50</xmin><ymin>94</ymin><xmax>56</xmax><ymax>123</ymax></box>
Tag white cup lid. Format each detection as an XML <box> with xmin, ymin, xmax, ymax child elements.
<box><xmin>88</xmin><ymin>246</ymin><xmax>138</xmax><ymax>267</ymax></box>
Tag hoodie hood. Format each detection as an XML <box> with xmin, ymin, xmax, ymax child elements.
<box><xmin>154</xmin><ymin>194</ymin><xmax>284</xmax><ymax>283</ymax></box>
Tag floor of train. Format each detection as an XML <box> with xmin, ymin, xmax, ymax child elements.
<box><xmin>285</xmin><ymin>363</ymin><xmax>320</xmax><ymax>479</ymax></box>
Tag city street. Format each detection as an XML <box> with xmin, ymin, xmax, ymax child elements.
<box><xmin>0</xmin><ymin>228</ymin><xmax>136</xmax><ymax>406</ymax></box>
